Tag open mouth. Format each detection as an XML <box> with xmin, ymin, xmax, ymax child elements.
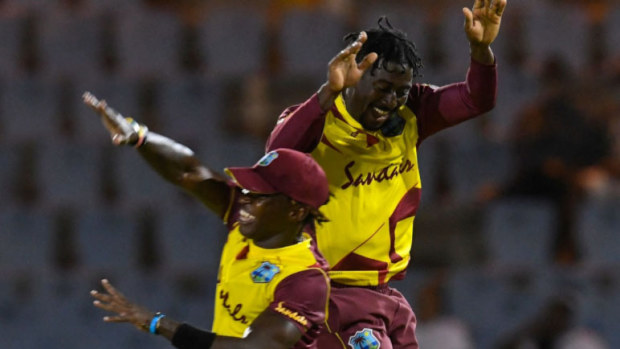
<box><xmin>368</xmin><ymin>106</ymin><xmax>392</xmax><ymax>126</ymax></box>
<box><xmin>238</xmin><ymin>209</ymin><xmax>255</xmax><ymax>224</ymax></box>
<box><xmin>372</xmin><ymin>106</ymin><xmax>391</xmax><ymax>116</ymax></box>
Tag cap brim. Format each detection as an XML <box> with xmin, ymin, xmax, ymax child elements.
<box><xmin>225</xmin><ymin>167</ymin><xmax>278</xmax><ymax>194</ymax></box>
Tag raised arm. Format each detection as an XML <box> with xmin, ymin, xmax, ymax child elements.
<box><xmin>266</xmin><ymin>33</ymin><xmax>377</xmax><ymax>152</ymax></box>
<box><xmin>410</xmin><ymin>0</ymin><xmax>505</xmax><ymax>143</ymax></box>
<box><xmin>82</xmin><ymin>92</ymin><xmax>231</xmax><ymax>216</ymax></box>
<box><xmin>317</xmin><ymin>31</ymin><xmax>378</xmax><ymax>111</ymax></box>
<box><xmin>463</xmin><ymin>0</ymin><xmax>507</xmax><ymax>64</ymax></box>
<box><xmin>91</xmin><ymin>279</ymin><xmax>308</xmax><ymax>349</ymax></box>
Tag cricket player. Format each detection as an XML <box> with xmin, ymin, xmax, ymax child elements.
<box><xmin>84</xmin><ymin>93</ymin><xmax>336</xmax><ymax>349</ymax></box>
<box><xmin>265</xmin><ymin>1</ymin><xmax>507</xmax><ymax>347</ymax></box>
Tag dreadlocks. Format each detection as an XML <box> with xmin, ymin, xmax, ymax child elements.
<box><xmin>344</xmin><ymin>16</ymin><xmax>423</xmax><ymax>77</ymax></box>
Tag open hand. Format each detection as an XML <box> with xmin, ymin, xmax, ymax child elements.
<box><xmin>91</xmin><ymin>279</ymin><xmax>155</xmax><ymax>331</ymax></box>
<box><xmin>463</xmin><ymin>0</ymin><xmax>507</xmax><ymax>47</ymax></box>
<box><xmin>82</xmin><ymin>91</ymin><xmax>138</xmax><ymax>146</ymax></box>
<box><xmin>326</xmin><ymin>32</ymin><xmax>378</xmax><ymax>93</ymax></box>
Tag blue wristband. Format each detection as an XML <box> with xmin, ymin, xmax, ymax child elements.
<box><xmin>149</xmin><ymin>313</ymin><xmax>166</xmax><ymax>334</ymax></box>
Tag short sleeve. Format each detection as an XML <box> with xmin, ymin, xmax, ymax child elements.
<box><xmin>268</xmin><ymin>269</ymin><xmax>329</xmax><ymax>333</ymax></box>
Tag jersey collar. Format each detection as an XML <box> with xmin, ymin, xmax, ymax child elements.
<box><xmin>247</xmin><ymin>236</ymin><xmax>312</xmax><ymax>258</ymax></box>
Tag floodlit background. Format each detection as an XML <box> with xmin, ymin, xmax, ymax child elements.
<box><xmin>0</xmin><ymin>0</ymin><xmax>618</xmax><ymax>348</ymax></box>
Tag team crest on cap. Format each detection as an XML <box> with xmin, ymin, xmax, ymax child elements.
<box><xmin>257</xmin><ymin>151</ymin><xmax>279</xmax><ymax>167</ymax></box>
<box><xmin>250</xmin><ymin>261</ymin><xmax>280</xmax><ymax>283</ymax></box>
<box><xmin>348</xmin><ymin>328</ymin><xmax>380</xmax><ymax>349</ymax></box>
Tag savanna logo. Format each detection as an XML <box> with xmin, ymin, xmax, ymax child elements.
<box><xmin>257</xmin><ymin>151</ymin><xmax>279</xmax><ymax>166</ymax></box>
<box><xmin>250</xmin><ymin>261</ymin><xmax>280</xmax><ymax>283</ymax></box>
<box><xmin>341</xmin><ymin>159</ymin><xmax>416</xmax><ymax>190</ymax></box>
<box><xmin>348</xmin><ymin>328</ymin><xmax>380</xmax><ymax>349</ymax></box>
<box><xmin>274</xmin><ymin>302</ymin><xmax>308</xmax><ymax>327</ymax></box>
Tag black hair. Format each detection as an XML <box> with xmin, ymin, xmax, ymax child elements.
<box><xmin>344</xmin><ymin>16</ymin><xmax>423</xmax><ymax>77</ymax></box>
<box><xmin>300</xmin><ymin>199</ymin><xmax>330</xmax><ymax>228</ymax></box>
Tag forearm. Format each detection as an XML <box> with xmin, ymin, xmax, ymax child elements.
<box><xmin>413</xmin><ymin>59</ymin><xmax>497</xmax><ymax>141</ymax></box>
<box><xmin>317</xmin><ymin>83</ymin><xmax>340</xmax><ymax>112</ymax></box>
<box><xmin>165</xmin><ymin>322</ymin><xmax>285</xmax><ymax>349</ymax></box>
<box><xmin>470</xmin><ymin>43</ymin><xmax>495</xmax><ymax>65</ymax></box>
<box><xmin>137</xmin><ymin>132</ymin><xmax>213</xmax><ymax>187</ymax></box>
<box><xmin>156</xmin><ymin>318</ymin><xmax>219</xmax><ymax>349</ymax></box>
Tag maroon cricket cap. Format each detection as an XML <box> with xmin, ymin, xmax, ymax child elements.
<box><xmin>225</xmin><ymin>148</ymin><xmax>329</xmax><ymax>209</ymax></box>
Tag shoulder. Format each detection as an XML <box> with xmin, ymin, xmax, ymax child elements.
<box><xmin>409</xmin><ymin>83</ymin><xmax>439</xmax><ymax>98</ymax></box>
<box><xmin>275</xmin><ymin>268</ymin><xmax>329</xmax><ymax>298</ymax></box>
<box><xmin>277</xmin><ymin>103</ymin><xmax>303</xmax><ymax>121</ymax></box>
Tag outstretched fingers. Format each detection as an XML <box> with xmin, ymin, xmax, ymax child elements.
<box><xmin>357</xmin><ymin>52</ymin><xmax>378</xmax><ymax>72</ymax></box>
<box><xmin>102</xmin><ymin>315</ymin><xmax>131</xmax><ymax>323</ymax></box>
<box><xmin>90</xmin><ymin>289</ymin><xmax>113</xmax><ymax>303</ymax></box>
<box><xmin>100</xmin><ymin>279</ymin><xmax>129</xmax><ymax>303</ymax></box>
<box><xmin>463</xmin><ymin>7</ymin><xmax>474</xmax><ymax>30</ymax></box>
<box><xmin>82</xmin><ymin>91</ymin><xmax>97</xmax><ymax>105</ymax></box>
<box><xmin>472</xmin><ymin>0</ymin><xmax>484</xmax><ymax>10</ymax></box>
<box><xmin>92</xmin><ymin>298</ymin><xmax>121</xmax><ymax>313</ymax></box>
<box><xmin>335</xmin><ymin>32</ymin><xmax>367</xmax><ymax>61</ymax></box>
<box><xmin>83</xmin><ymin>91</ymin><xmax>108</xmax><ymax>113</ymax></box>
<box><xmin>493</xmin><ymin>0</ymin><xmax>507</xmax><ymax>17</ymax></box>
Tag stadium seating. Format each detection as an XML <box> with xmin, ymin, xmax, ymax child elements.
<box><xmin>446</xmin><ymin>266</ymin><xmax>561</xmax><ymax>349</ymax></box>
<box><xmin>0</xmin><ymin>77</ymin><xmax>59</xmax><ymax>144</ymax></box>
<box><xmin>481</xmin><ymin>197</ymin><xmax>556</xmax><ymax>268</ymax></box>
<box><xmin>521</xmin><ymin>2</ymin><xmax>589</xmax><ymax>71</ymax></box>
<box><xmin>115</xmin><ymin>5</ymin><xmax>183</xmax><ymax>79</ymax></box>
<box><xmin>37</xmin><ymin>8</ymin><xmax>102</xmax><ymax>80</ymax></box>
<box><xmin>446</xmin><ymin>136</ymin><xmax>513</xmax><ymax>204</ymax></box>
<box><xmin>0</xmin><ymin>207</ymin><xmax>54</xmax><ymax>271</ymax></box>
<box><xmin>576</xmin><ymin>196</ymin><xmax>620</xmax><ymax>268</ymax></box>
<box><xmin>199</xmin><ymin>5</ymin><xmax>267</xmax><ymax>79</ymax></box>
<box><xmin>74</xmin><ymin>207</ymin><xmax>140</xmax><ymax>270</ymax></box>
<box><xmin>157</xmin><ymin>76</ymin><xmax>222</xmax><ymax>143</ymax></box>
<box><xmin>0</xmin><ymin>1</ymin><xmax>617</xmax><ymax>347</ymax></box>
<box><xmin>157</xmin><ymin>207</ymin><xmax>226</xmax><ymax>272</ymax></box>
<box><xmin>37</xmin><ymin>141</ymin><xmax>104</xmax><ymax>209</ymax></box>
<box><xmin>0</xmin><ymin>143</ymin><xmax>21</xmax><ymax>206</ymax></box>
<box><xmin>0</xmin><ymin>13</ymin><xmax>23</xmax><ymax>78</ymax></box>
<box><xmin>113</xmin><ymin>149</ymin><xmax>181</xmax><ymax>210</ymax></box>
<box><xmin>278</xmin><ymin>9</ymin><xmax>346</xmax><ymax>77</ymax></box>
<box><xmin>607</xmin><ymin>5</ymin><xmax>620</xmax><ymax>59</ymax></box>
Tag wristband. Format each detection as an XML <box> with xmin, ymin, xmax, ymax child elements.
<box><xmin>125</xmin><ymin>117</ymin><xmax>149</xmax><ymax>148</ymax></box>
<box><xmin>134</xmin><ymin>123</ymin><xmax>149</xmax><ymax>148</ymax></box>
<box><xmin>171</xmin><ymin>323</ymin><xmax>216</xmax><ymax>349</ymax></box>
<box><xmin>149</xmin><ymin>313</ymin><xmax>166</xmax><ymax>334</ymax></box>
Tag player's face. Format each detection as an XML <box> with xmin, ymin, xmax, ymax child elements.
<box><xmin>237</xmin><ymin>190</ymin><xmax>298</xmax><ymax>246</ymax></box>
<box><xmin>345</xmin><ymin>61</ymin><xmax>413</xmax><ymax>131</ymax></box>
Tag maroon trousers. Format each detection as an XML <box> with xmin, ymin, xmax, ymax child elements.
<box><xmin>316</xmin><ymin>283</ymin><xmax>419</xmax><ymax>349</ymax></box>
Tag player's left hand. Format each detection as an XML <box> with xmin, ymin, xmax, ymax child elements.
<box><xmin>82</xmin><ymin>91</ymin><xmax>139</xmax><ymax>146</ymax></box>
<box><xmin>91</xmin><ymin>279</ymin><xmax>155</xmax><ymax>332</ymax></box>
<box><xmin>463</xmin><ymin>0</ymin><xmax>507</xmax><ymax>47</ymax></box>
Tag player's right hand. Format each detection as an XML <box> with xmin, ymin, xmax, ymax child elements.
<box><xmin>82</xmin><ymin>91</ymin><xmax>138</xmax><ymax>146</ymax></box>
<box><xmin>326</xmin><ymin>32</ymin><xmax>378</xmax><ymax>93</ymax></box>
<box><xmin>91</xmin><ymin>279</ymin><xmax>155</xmax><ymax>332</ymax></box>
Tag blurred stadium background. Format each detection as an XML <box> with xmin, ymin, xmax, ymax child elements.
<box><xmin>0</xmin><ymin>0</ymin><xmax>618</xmax><ymax>348</ymax></box>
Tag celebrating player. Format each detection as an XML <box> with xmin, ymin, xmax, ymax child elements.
<box><xmin>265</xmin><ymin>1</ymin><xmax>507</xmax><ymax>347</ymax></box>
<box><xmin>84</xmin><ymin>93</ymin><xmax>334</xmax><ymax>349</ymax></box>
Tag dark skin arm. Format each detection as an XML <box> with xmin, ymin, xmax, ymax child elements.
<box><xmin>91</xmin><ymin>279</ymin><xmax>303</xmax><ymax>349</ymax></box>
<box><xmin>463</xmin><ymin>0</ymin><xmax>507</xmax><ymax>64</ymax></box>
<box><xmin>317</xmin><ymin>0</ymin><xmax>506</xmax><ymax>111</ymax></box>
<box><xmin>82</xmin><ymin>92</ymin><xmax>231</xmax><ymax>216</ymax></box>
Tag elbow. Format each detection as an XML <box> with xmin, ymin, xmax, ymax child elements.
<box><xmin>481</xmin><ymin>96</ymin><xmax>497</xmax><ymax>113</ymax></box>
<box><xmin>471</xmin><ymin>91</ymin><xmax>496</xmax><ymax>114</ymax></box>
<box><xmin>178</xmin><ymin>166</ymin><xmax>210</xmax><ymax>188</ymax></box>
